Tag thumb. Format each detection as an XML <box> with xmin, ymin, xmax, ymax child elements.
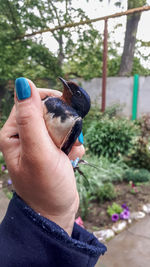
<box><xmin>15</xmin><ymin>77</ymin><xmax>55</xmax><ymax>157</ymax></box>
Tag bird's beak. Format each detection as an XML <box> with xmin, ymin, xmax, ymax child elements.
<box><xmin>59</xmin><ymin>77</ymin><xmax>73</xmax><ymax>95</ymax></box>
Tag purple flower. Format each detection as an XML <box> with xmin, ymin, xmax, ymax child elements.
<box><xmin>120</xmin><ymin>209</ymin><xmax>130</xmax><ymax>220</ymax></box>
<box><xmin>121</xmin><ymin>204</ymin><xmax>129</xmax><ymax>211</ymax></box>
<box><xmin>7</xmin><ymin>179</ymin><xmax>12</xmax><ymax>185</ymax></box>
<box><xmin>112</xmin><ymin>213</ymin><xmax>119</xmax><ymax>222</ymax></box>
<box><xmin>1</xmin><ymin>165</ymin><xmax>5</xmax><ymax>171</ymax></box>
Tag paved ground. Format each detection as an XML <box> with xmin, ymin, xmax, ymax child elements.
<box><xmin>0</xmin><ymin>190</ymin><xmax>9</xmax><ymax>222</ymax></box>
<box><xmin>96</xmin><ymin>214</ymin><xmax>150</xmax><ymax>267</ymax></box>
<box><xmin>1</xmin><ymin>192</ymin><xmax>150</xmax><ymax>267</ymax></box>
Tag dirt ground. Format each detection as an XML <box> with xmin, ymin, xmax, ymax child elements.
<box><xmin>82</xmin><ymin>182</ymin><xmax>150</xmax><ymax>231</ymax></box>
<box><xmin>1</xmin><ymin>173</ymin><xmax>150</xmax><ymax>232</ymax></box>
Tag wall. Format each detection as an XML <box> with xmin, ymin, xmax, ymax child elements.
<box><xmin>73</xmin><ymin>76</ymin><xmax>150</xmax><ymax>118</ymax></box>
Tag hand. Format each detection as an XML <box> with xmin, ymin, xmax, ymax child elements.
<box><xmin>0</xmin><ymin>78</ymin><xmax>85</xmax><ymax>235</ymax></box>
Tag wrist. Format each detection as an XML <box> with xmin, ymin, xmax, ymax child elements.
<box><xmin>45</xmin><ymin>212</ymin><xmax>76</xmax><ymax>236</ymax></box>
<box><xmin>27</xmin><ymin>194</ymin><xmax>79</xmax><ymax>236</ymax></box>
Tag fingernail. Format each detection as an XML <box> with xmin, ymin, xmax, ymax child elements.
<box><xmin>15</xmin><ymin>77</ymin><xmax>31</xmax><ymax>100</ymax></box>
<box><xmin>78</xmin><ymin>132</ymin><xmax>84</xmax><ymax>144</ymax></box>
<box><xmin>71</xmin><ymin>157</ymin><xmax>80</xmax><ymax>168</ymax></box>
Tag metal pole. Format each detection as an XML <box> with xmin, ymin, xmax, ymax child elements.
<box><xmin>132</xmin><ymin>74</ymin><xmax>139</xmax><ymax>120</ymax></box>
<box><xmin>101</xmin><ymin>19</ymin><xmax>108</xmax><ymax>112</ymax></box>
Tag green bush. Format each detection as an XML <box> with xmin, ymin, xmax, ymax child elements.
<box><xmin>85</xmin><ymin>116</ymin><xmax>138</xmax><ymax>161</ymax></box>
<box><xmin>125</xmin><ymin>115</ymin><xmax>150</xmax><ymax>170</ymax></box>
<box><xmin>75</xmin><ymin>155</ymin><xmax>128</xmax><ymax>218</ymax></box>
<box><xmin>0</xmin><ymin>90</ymin><xmax>14</xmax><ymax>128</ymax></box>
<box><xmin>83</xmin><ymin>104</ymin><xmax>122</xmax><ymax>134</ymax></box>
<box><xmin>96</xmin><ymin>183</ymin><xmax>117</xmax><ymax>203</ymax></box>
<box><xmin>103</xmin><ymin>104</ymin><xmax>122</xmax><ymax>119</ymax></box>
<box><xmin>0</xmin><ymin>152</ymin><xmax>5</xmax><ymax>164</ymax></box>
<box><xmin>123</xmin><ymin>168</ymin><xmax>150</xmax><ymax>183</ymax></box>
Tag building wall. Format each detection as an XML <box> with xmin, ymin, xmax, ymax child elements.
<box><xmin>73</xmin><ymin>76</ymin><xmax>150</xmax><ymax>118</ymax></box>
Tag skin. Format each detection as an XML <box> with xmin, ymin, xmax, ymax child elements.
<box><xmin>0</xmin><ymin>79</ymin><xmax>85</xmax><ymax>236</ymax></box>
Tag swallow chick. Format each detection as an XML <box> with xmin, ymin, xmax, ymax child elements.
<box><xmin>42</xmin><ymin>77</ymin><xmax>91</xmax><ymax>155</ymax></box>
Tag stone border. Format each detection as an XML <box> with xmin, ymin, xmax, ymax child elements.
<box><xmin>93</xmin><ymin>203</ymin><xmax>150</xmax><ymax>242</ymax></box>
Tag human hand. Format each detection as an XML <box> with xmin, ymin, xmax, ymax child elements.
<box><xmin>0</xmin><ymin>78</ymin><xmax>85</xmax><ymax>235</ymax></box>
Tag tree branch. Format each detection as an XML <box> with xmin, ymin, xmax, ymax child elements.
<box><xmin>18</xmin><ymin>5</ymin><xmax>150</xmax><ymax>39</ymax></box>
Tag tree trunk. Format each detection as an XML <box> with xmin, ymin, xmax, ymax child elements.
<box><xmin>118</xmin><ymin>11</ymin><xmax>141</xmax><ymax>76</ymax></box>
<box><xmin>58</xmin><ymin>34</ymin><xmax>64</xmax><ymax>67</ymax></box>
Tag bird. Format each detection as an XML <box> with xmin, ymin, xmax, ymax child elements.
<box><xmin>42</xmin><ymin>77</ymin><xmax>91</xmax><ymax>155</ymax></box>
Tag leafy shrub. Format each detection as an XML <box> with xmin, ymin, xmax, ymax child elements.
<box><xmin>0</xmin><ymin>90</ymin><xmax>14</xmax><ymax>128</ymax></box>
<box><xmin>96</xmin><ymin>183</ymin><xmax>117</xmax><ymax>203</ymax></box>
<box><xmin>0</xmin><ymin>152</ymin><xmax>6</xmax><ymax>174</ymax></box>
<box><xmin>103</xmin><ymin>104</ymin><xmax>122</xmax><ymax>119</ymax></box>
<box><xmin>75</xmin><ymin>155</ymin><xmax>128</xmax><ymax>218</ymax></box>
<box><xmin>82</xmin><ymin>106</ymin><xmax>102</xmax><ymax>135</ymax></box>
<box><xmin>85</xmin><ymin>116</ymin><xmax>138</xmax><ymax>161</ymax></box>
<box><xmin>83</xmin><ymin>104</ymin><xmax>122</xmax><ymax>134</ymax></box>
<box><xmin>107</xmin><ymin>202</ymin><xmax>123</xmax><ymax>217</ymax></box>
<box><xmin>0</xmin><ymin>152</ymin><xmax>4</xmax><ymax>164</ymax></box>
<box><xmin>76</xmin><ymin>155</ymin><xmax>128</xmax><ymax>184</ymax></box>
<box><xmin>125</xmin><ymin>115</ymin><xmax>150</xmax><ymax>170</ymax></box>
<box><xmin>123</xmin><ymin>168</ymin><xmax>150</xmax><ymax>183</ymax></box>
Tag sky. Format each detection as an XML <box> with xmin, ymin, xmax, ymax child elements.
<box><xmin>42</xmin><ymin>0</ymin><xmax>150</xmax><ymax>67</ymax></box>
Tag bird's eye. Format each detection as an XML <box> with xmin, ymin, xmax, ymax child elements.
<box><xmin>75</xmin><ymin>90</ymin><xmax>82</xmax><ymax>97</ymax></box>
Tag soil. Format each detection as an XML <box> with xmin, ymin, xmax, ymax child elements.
<box><xmin>81</xmin><ymin>182</ymin><xmax>150</xmax><ymax>232</ymax></box>
<box><xmin>1</xmin><ymin>172</ymin><xmax>150</xmax><ymax>232</ymax></box>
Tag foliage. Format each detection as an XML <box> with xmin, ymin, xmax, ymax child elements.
<box><xmin>64</xmin><ymin>29</ymin><xmax>104</xmax><ymax>79</ymax></box>
<box><xmin>96</xmin><ymin>183</ymin><xmax>117</xmax><ymax>203</ymax></box>
<box><xmin>0</xmin><ymin>0</ymin><xmax>62</xmax><ymax>83</ymax></box>
<box><xmin>0</xmin><ymin>152</ymin><xmax>6</xmax><ymax>174</ymax></box>
<box><xmin>123</xmin><ymin>168</ymin><xmax>150</xmax><ymax>183</ymax></box>
<box><xmin>103</xmin><ymin>104</ymin><xmax>123</xmax><ymax>118</ymax></box>
<box><xmin>107</xmin><ymin>202</ymin><xmax>123</xmax><ymax>217</ymax></box>
<box><xmin>0</xmin><ymin>90</ymin><xmax>14</xmax><ymax>127</ymax></box>
<box><xmin>0</xmin><ymin>0</ymin><xmax>149</xmax><ymax>85</ymax></box>
<box><xmin>82</xmin><ymin>106</ymin><xmax>102</xmax><ymax>135</ymax></box>
<box><xmin>125</xmin><ymin>115</ymin><xmax>150</xmax><ymax>170</ymax></box>
<box><xmin>75</xmin><ymin>155</ymin><xmax>128</xmax><ymax>218</ymax></box>
<box><xmin>83</xmin><ymin>104</ymin><xmax>122</xmax><ymax>135</ymax></box>
<box><xmin>77</xmin><ymin>155</ymin><xmax>128</xmax><ymax>184</ymax></box>
<box><xmin>85</xmin><ymin>115</ymin><xmax>138</xmax><ymax>160</ymax></box>
<box><xmin>0</xmin><ymin>152</ymin><xmax>5</xmax><ymax>165</ymax></box>
<box><xmin>131</xmin><ymin>57</ymin><xmax>150</xmax><ymax>76</ymax></box>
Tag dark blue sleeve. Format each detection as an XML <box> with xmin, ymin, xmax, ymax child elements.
<box><xmin>0</xmin><ymin>193</ymin><xmax>107</xmax><ymax>267</ymax></box>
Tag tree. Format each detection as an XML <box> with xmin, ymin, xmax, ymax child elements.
<box><xmin>18</xmin><ymin>0</ymin><xmax>90</xmax><ymax>66</ymax></box>
<box><xmin>0</xmin><ymin>0</ymin><xmax>62</xmax><ymax>85</ymax></box>
<box><xmin>118</xmin><ymin>0</ymin><xmax>147</xmax><ymax>76</ymax></box>
<box><xmin>99</xmin><ymin>0</ymin><xmax>148</xmax><ymax>76</ymax></box>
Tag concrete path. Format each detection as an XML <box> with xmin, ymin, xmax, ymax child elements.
<box><xmin>0</xmin><ymin>190</ymin><xmax>9</xmax><ymax>222</ymax></box>
<box><xmin>96</xmin><ymin>215</ymin><xmax>150</xmax><ymax>267</ymax></box>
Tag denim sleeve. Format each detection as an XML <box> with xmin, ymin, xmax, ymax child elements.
<box><xmin>0</xmin><ymin>193</ymin><xmax>107</xmax><ymax>267</ymax></box>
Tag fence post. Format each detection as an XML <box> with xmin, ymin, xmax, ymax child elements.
<box><xmin>132</xmin><ymin>74</ymin><xmax>139</xmax><ymax>120</ymax></box>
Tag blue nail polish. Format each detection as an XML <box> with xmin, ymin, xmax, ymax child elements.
<box><xmin>78</xmin><ymin>132</ymin><xmax>84</xmax><ymax>144</ymax></box>
<box><xmin>15</xmin><ymin>77</ymin><xmax>31</xmax><ymax>100</ymax></box>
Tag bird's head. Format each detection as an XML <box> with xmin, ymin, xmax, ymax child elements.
<box><xmin>59</xmin><ymin>77</ymin><xmax>91</xmax><ymax>118</ymax></box>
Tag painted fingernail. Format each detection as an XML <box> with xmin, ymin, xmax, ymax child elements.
<box><xmin>71</xmin><ymin>157</ymin><xmax>80</xmax><ymax>168</ymax></box>
<box><xmin>15</xmin><ymin>77</ymin><xmax>31</xmax><ymax>101</ymax></box>
<box><xmin>78</xmin><ymin>132</ymin><xmax>84</xmax><ymax>144</ymax></box>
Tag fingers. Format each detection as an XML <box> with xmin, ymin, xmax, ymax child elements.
<box><xmin>14</xmin><ymin>78</ymin><xmax>57</xmax><ymax>159</ymax></box>
<box><xmin>0</xmin><ymin>105</ymin><xmax>17</xmax><ymax>137</ymax></box>
<box><xmin>38</xmin><ymin>88</ymin><xmax>62</xmax><ymax>99</ymax></box>
<box><xmin>68</xmin><ymin>144</ymin><xmax>85</xmax><ymax>160</ymax></box>
<box><xmin>0</xmin><ymin>106</ymin><xmax>19</xmax><ymax>151</ymax></box>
